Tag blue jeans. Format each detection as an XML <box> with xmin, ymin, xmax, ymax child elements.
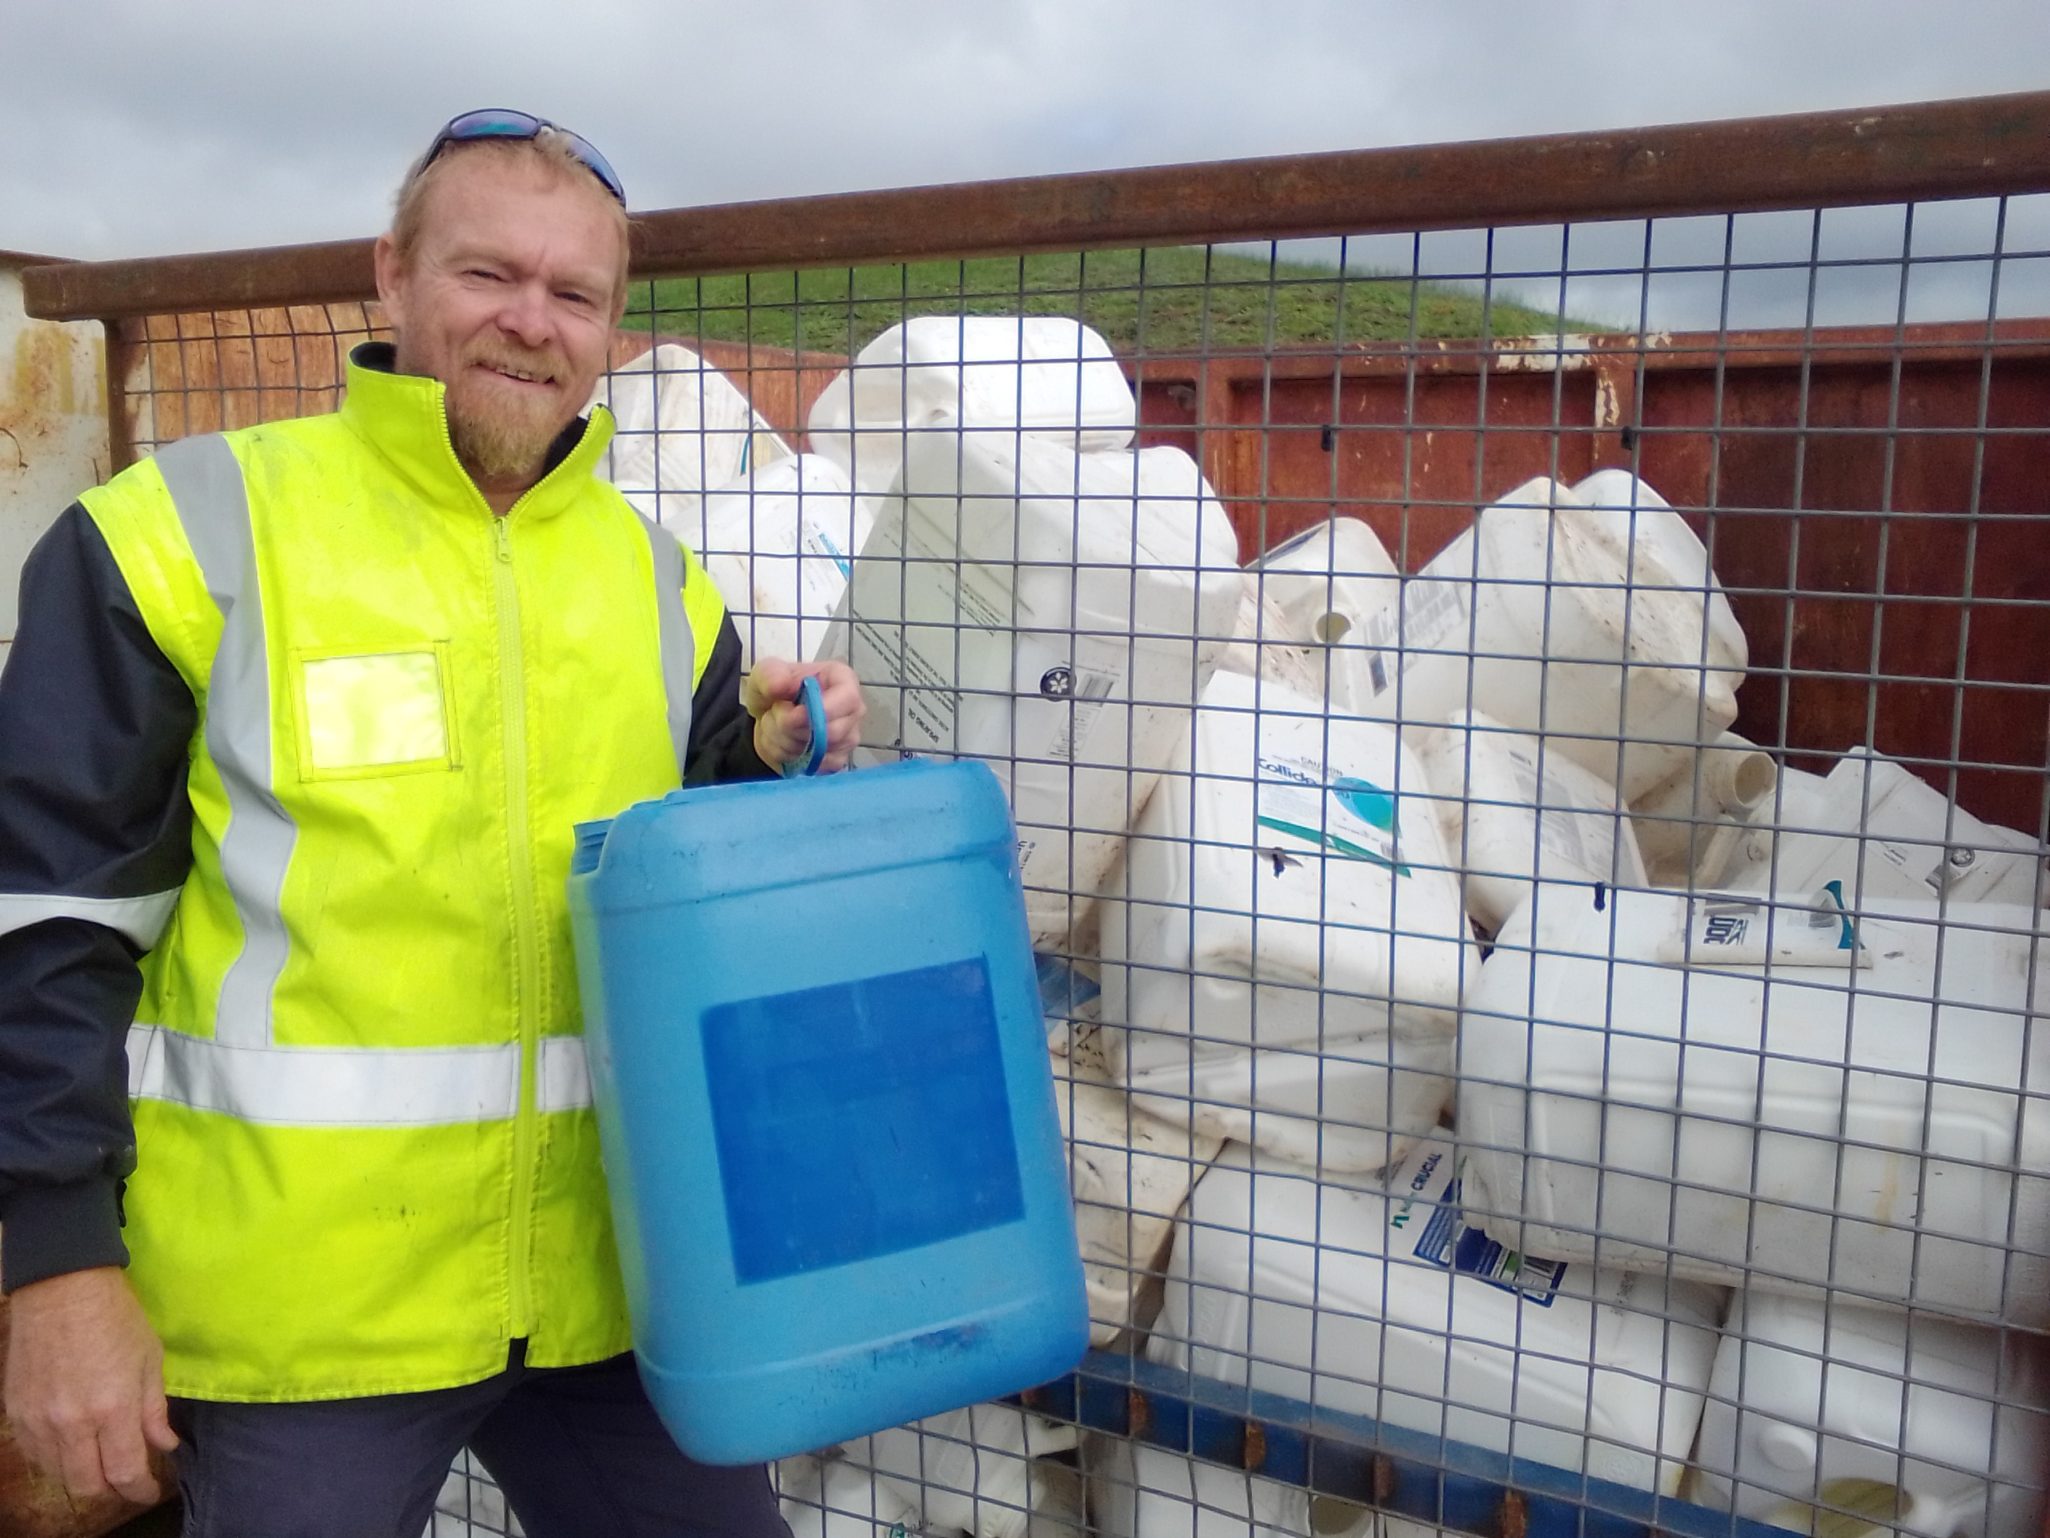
<box><xmin>167</xmin><ymin>1343</ymin><xmax>791</xmax><ymax>1538</ymax></box>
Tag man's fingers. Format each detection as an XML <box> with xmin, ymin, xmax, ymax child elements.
<box><xmin>51</xmin><ymin>1415</ymin><xmax>115</xmax><ymax>1506</ymax></box>
<box><xmin>741</xmin><ymin>657</ymin><xmax>801</xmax><ymax>717</ymax></box>
<box><xmin>142</xmin><ymin>1383</ymin><xmax>179</xmax><ymax>1453</ymax></box>
<box><xmin>99</xmin><ymin>1417</ymin><xmax>161</xmax><ymax>1506</ymax></box>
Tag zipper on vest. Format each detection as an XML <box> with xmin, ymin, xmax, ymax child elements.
<box><xmin>493</xmin><ymin>513</ymin><xmax>542</xmax><ymax>1340</ymax></box>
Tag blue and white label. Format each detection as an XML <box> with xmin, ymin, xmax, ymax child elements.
<box><xmin>1254</xmin><ymin>752</ymin><xmax>1408</xmax><ymax>874</ymax></box>
<box><xmin>1394</xmin><ymin>1155</ymin><xmax>1565</xmax><ymax>1306</ymax></box>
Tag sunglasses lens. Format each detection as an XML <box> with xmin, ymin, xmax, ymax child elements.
<box><xmin>560</xmin><ymin>134</ymin><xmax>626</xmax><ymax>202</ymax></box>
<box><xmin>427</xmin><ymin>109</ymin><xmax>625</xmax><ymax>204</ymax></box>
<box><xmin>443</xmin><ymin>108</ymin><xmax>546</xmax><ymax>143</ymax></box>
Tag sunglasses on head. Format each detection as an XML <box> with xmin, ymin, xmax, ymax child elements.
<box><xmin>419</xmin><ymin>108</ymin><xmax>626</xmax><ymax>205</ymax></box>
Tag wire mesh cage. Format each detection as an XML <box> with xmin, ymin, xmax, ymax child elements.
<box><xmin>33</xmin><ymin>94</ymin><xmax>2050</xmax><ymax>1538</ymax></box>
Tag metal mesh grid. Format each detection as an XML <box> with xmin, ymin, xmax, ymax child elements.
<box><xmin>72</xmin><ymin>125</ymin><xmax>2050</xmax><ymax>1538</ymax></box>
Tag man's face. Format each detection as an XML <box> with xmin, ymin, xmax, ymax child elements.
<box><xmin>374</xmin><ymin>151</ymin><xmax>623</xmax><ymax>499</ymax></box>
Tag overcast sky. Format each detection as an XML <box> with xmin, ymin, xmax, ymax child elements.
<box><xmin>5</xmin><ymin>1</ymin><xmax>2048</xmax><ymax>329</ymax></box>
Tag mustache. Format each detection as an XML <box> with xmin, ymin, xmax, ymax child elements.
<box><xmin>465</xmin><ymin>345</ymin><xmax>566</xmax><ymax>383</ymax></box>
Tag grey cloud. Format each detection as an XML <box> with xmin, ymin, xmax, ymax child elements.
<box><xmin>2</xmin><ymin>0</ymin><xmax>2046</xmax><ymax>274</ymax></box>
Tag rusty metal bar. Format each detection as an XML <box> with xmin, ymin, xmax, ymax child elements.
<box><xmin>25</xmin><ymin>90</ymin><xmax>2050</xmax><ymax>324</ymax></box>
<box><xmin>1116</xmin><ymin>318</ymin><xmax>2050</xmax><ymax>384</ymax></box>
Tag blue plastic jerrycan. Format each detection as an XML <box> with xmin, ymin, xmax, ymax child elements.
<box><xmin>566</xmin><ymin>684</ymin><xmax>1088</xmax><ymax>1466</ymax></box>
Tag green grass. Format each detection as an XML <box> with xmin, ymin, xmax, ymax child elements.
<box><xmin>622</xmin><ymin>246</ymin><xmax>1606</xmax><ymax>355</ymax></box>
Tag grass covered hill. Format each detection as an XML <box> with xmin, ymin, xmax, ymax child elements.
<box><xmin>623</xmin><ymin>246</ymin><xmax>1599</xmax><ymax>356</ymax></box>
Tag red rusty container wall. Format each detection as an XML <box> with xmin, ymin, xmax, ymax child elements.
<box><xmin>1129</xmin><ymin>324</ymin><xmax>2050</xmax><ymax>834</ymax></box>
<box><xmin>107</xmin><ymin>311</ymin><xmax>830</xmax><ymax>458</ymax></box>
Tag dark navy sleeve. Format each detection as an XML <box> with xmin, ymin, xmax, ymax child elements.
<box><xmin>0</xmin><ymin>505</ymin><xmax>197</xmax><ymax>1293</ymax></box>
<box><xmin>683</xmin><ymin>615</ymin><xmax>776</xmax><ymax>787</ymax></box>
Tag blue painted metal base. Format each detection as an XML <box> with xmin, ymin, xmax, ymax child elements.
<box><xmin>1018</xmin><ymin>1350</ymin><xmax>1801</xmax><ymax>1538</ymax></box>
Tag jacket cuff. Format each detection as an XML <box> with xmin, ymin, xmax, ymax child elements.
<box><xmin>0</xmin><ymin>1179</ymin><xmax>129</xmax><ymax>1294</ymax></box>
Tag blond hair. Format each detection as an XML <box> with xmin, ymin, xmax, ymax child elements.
<box><xmin>388</xmin><ymin>133</ymin><xmax>631</xmax><ymax>315</ymax></box>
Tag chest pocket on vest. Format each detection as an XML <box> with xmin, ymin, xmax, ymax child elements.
<box><xmin>291</xmin><ymin>644</ymin><xmax>460</xmax><ymax>780</ymax></box>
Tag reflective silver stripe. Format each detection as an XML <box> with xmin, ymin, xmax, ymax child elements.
<box><xmin>155</xmin><ymin>435</ymin><xmax>295</xmax><ymax>1049</ymax></box>
<box><xmin>636</xmin><ymin>513</ymin><xmax>695</xmax><ymax>776</ymax></box>
<box><xmin>0</xmin><ymin>889</ymin><xmax>180</xmax><ymax>948</ymax></box>
<box><xmin>126</xmin><ymin>1025</ymin><xmax>594</xmax><ymax>1126</ymax></box>
<box><xmin>539</xmin><ymin>1035</ymin><xmax>592</xmax><ymax>1118</ymax></box>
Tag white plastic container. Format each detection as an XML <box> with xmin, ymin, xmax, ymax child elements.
<box><xmin>1117</xmin><ymin>1032</ymin><xmax>1453</xmax><ymax>1177</ymax></box>
<box><xmin>1213</xmin><ymin>582</ymin><xmax>1327</xmax><ymax>705</ymax></box>
<box><xmin>779</xmin><ymin>1456</ymin><xmax>920</xmax><ymax>1538</ymax></box>
<box><xmin>1694</xmin><ymin>1292</ymin><xmax>2049</xmax><ymax>1538</ymax></box>
<box><xmin>698</xmin><ymin>454</ymin><xmax>876</xmax><ymax>667</ymax></box>
<box><xmin>1156</xmin><ymin>1141</ymin><xmax>1722</xmax><ymax>1493</ymax></box>
<box><xmin>1103</xmin><ymin>670</ymin><xmax>1472</xmax><ymax>1057</ymax></box>
<box><xmin>808</xmin><ymin>317</ymin><xmax>1138</xmax><ymax>496</ymax></box>
<box><xmin>1095</xmin><ymin>1441</ymin><xmax>1372</xmax><ymax>1538</ymax></box>
<box><xmin>592</xmin><ymin>342</ymin><xmax>790</xmax><ymax>515</ymax></box>
<box><xmin>1351</xmin><ymin>473</ymin><xmax>1746</xmax><ymax>801</ymax></box>
<box><xmin>1098</xmin><ymin>671</ymin><xmax>1472</xmax><ymax>1171</ymax></box>
<box><xmin>1057</xmin><ymin>1076</ymin><xmax>1222</xmax><ymax>1344</ymax></box>
<box><xmin>1457</xmin><ymin>886</ymin><xmax>2050</xmax><ymax>1325</ymax></box>
<box><xmin>1237</xmin><ymin>517</ymin><xmax>1400</xmax><ymax>716</ymax></box>
<box><xmin>839</xmin><ymin>1405</ymin><xmax>1079</xmax><ymax>1538</ymax></box>
<box><xmin>832</xmin><ymin>428</ymin><xmax>1244</xmax><ymax>947</ymax></box>
<box><xmin>1250</xmin><ymin>517</ymin><xmax>1400</xmax><ymax>662</ymax></box>
<box><xmin>1723</xmin><ymin>747</ymin><xmax>2045</xmax><ymax>909</ymax></box>
<box><xmin>1630</xmin><ymin>730</ymin><xmax>1780</xmax><ymax>889</ymax></box>
<box><xmin>1412</xmin><ymin>709</ymin><xmax>1647</xmax><ymax>931</ymax></box>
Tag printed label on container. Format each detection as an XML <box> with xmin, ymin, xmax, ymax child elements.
<box><xmin>1043</xmin><ymin>636</ymin><xmax>1126</xmax><ymax>764</ymax></box>
<box><xmin>1408</xmin><ymin>1175</ymin><xmax>1566</xmax><ymax>1307</ymax></box>
<box><xmin>849</xmin><ymin>508</ymin><xmax>1020</xmax><ymax>753</ymax></box>
<box><xmin>1504</xmin><ymin>743</ymin><xmax>1614</xmax><ymax>873</ymax></box>
<box><xmin>1254</xmin><ymin>752</ymin><xmax>1408</xmax><ymax>874</ymax></box>
<box><xmin>1360</xmin><ymin>578</ymin><xmax>1470</xmax><ymax>697</ymax></box>
<box><xmin>1655</xmin><ymin>883</ymin><xmax>1867</xmax><ymax>968</ymax></box>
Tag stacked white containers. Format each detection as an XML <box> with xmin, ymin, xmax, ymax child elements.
<box><xmin>1101</xmin><ymin>670</ymin><xmax>1474</xmax><ymax>1174</ymax></box>
<box><xmin>624</xmin><ymin>321</ymin><xmax>2050</xmax><ymax>1533</ymax></box>
<box><xmin>1353</xmin><ymin>473</ymin><xmax>1746</xmax><ymax>801</ymax></box>
<box><xmin>836</xmin><ymin>428</ymin><xmax>1243</xmax><ymax>947</ymax></box>
<box><xmin>1457</xmin><ymin>887</ymin><xmax>2050</xmax><ymax>1324</ymax></box>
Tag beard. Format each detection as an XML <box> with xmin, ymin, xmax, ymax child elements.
<box><xmin>445</xmin><ymin>346</ymin><xmax>576</xmax><ymax>485</ymax></box>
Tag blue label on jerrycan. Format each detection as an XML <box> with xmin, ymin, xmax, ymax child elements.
<box><xmin>568</xmin><ymin>754</ymin><xmax>1088</xmax><ymax>1466</ymax></box>
<box><xmin>704</xmin><ymin>955</ymin><xmax>1023</xmax><ymax>1283</ymax></box>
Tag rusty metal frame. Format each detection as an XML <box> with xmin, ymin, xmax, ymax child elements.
<box><xmin>21</xmin><ymin>90</ymin><xmax>2050</xmax><ymax>324</ymax></box>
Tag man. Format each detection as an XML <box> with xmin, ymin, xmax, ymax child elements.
<box><xmin>0</xmin><ymin>109</ymin><xmax>863</xmax><ymax>1536</ymax></box>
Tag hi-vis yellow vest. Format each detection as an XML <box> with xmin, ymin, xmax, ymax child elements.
<box><xmin>79</xmin><ymin>353</ymin><xmax>728</xmax><ymax>1401</ymax></box>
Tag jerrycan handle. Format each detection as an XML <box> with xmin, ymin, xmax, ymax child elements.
<box><xmin>780</xmin><ymin>674</ymin><xmax>829</xmax><ymax>780</ymax></box>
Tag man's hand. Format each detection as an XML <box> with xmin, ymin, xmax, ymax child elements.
<box><xmin>3</xmin><ymin>1266</ymin><xmax>177</xmax><ymax>1506</ymax></box>
<box><xmin>742</xmin><ymin>658</ymin><xmax>865</xmax><ymax>775</ymax></box>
